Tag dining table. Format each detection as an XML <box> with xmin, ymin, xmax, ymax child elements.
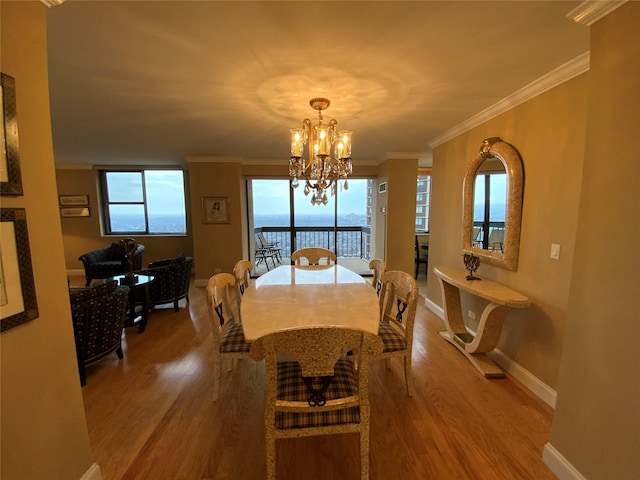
<box><xmin>240</xmin><ymin>264</ymin><xmax>381</xmax><ymax>341</ymax></box>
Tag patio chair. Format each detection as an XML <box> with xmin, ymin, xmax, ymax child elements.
<box><xmin>205</xmin><ymin>273</ymin><xmax>252</xmax><ymax>401</ymax></box>
<box><xmin>257</xmin><ymin>232</ymin><xmax>282</xmax><ymax>263</ymax></box>
<box><xmin>291</xmin><ymin>247</ymin><xmax>336</xmax><ymax>266</ymax></box>
<box><xmin>375</xmin><ymin>270</ymin><xmax>418</xmax><ymax>396</ymax></box>
<box><xmin>250</xmin><ymin>326</ymin><xmax>382</xmax><ymax>480</ymax></box>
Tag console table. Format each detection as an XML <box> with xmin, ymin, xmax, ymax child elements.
<box><xmin>434</xmin><ymin>266</ymin><xmax>531</xmax><ymax>378</ymax></box>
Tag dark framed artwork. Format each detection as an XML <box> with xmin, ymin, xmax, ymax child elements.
<box><xmin>0</xmin><ymin>73</ymin><xmax>23</xmax><ymax>196</ymax></box>
<box><xmin>1</xmin><ymin>208</ymin><xmax>39</xmax><ymax>332</ymax></box>
<box><xmin>201</xmin><ymin>196</ymin><xmax>230</xmax><ymax>224</ymax></box>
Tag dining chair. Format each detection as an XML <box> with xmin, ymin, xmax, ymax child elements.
<box><xmin>232</xmin><ymin>259</ymin><xmax>252</xmax><ymax>318</ymax></box>
<box><xmin>290</xmin><ymin>247</ymin><xmax>336</xmax><ymax>266</ymax></box>
<box><xmin>205</xmin><ymin>273</ymin><xmax>252</xmax><ymax>401</ymax></box>
<box><xmin>376</xmin><ymin>270</ymin><xmax>418</xmax><ymax>396</ymax></box>
<box><xmin>250</xmin><ymin>326</ymin><xmax>382</xmax><ymax>480</ymax></box>
<box><xmin>368</xmin><ymin>258</ymin><xmax>387</xmax><ymax>313</ymax></box>
<box><xmin>414</xmin><ymin>234</ymin><xmax>429</xmax><ymax>279</ymax></box>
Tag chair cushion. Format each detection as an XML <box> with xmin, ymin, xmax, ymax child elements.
<box><xmin>378</xmin><ymin>321</ymin><xmax>407</xmax><ymax>352</ymax></box>
<box><xmin>275</xmin><ymin>358</ymin><xmax>360</xmax><ymax>429</ymax></box>
<box><xmin>219</xmin><ymin>322</ymin><xmax>251</xmax><ymax>353</ymax></box>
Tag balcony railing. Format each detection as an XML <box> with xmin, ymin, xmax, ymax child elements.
<box><xmin>256</xmin><ymin>226</ymin><xmax>372</xmax><ymax>259</ymax></box>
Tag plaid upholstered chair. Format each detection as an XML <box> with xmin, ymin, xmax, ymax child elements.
<box><xmin>205</xmin><ymin>273</ymin><xmax>251</xmax><ymax>401</ymax></box>
<box><xmin>375</xmin><ymin>270</ymin><xmax>418</xmax><ymax>396</ymax></box>
<box><xmin>69</xmin><ymin>280</ymin><xmax>130</xmax><ymax>385</ymax></box>
<box><xmin>136</xmin><ymin>254</ymin><xmax>193</xmax><ymax>311</ymax></box>
<box><xmin>290</xmin><ymin>247</ymin><xmax>336</xmax><ymax>266</ymax></box>
<box><xmin>78</xmin><ymin>241</ymin><xmax>144</xmax><ymax>286</ymax></box>
<box><xmin>250</xmin><ymin>326</ymin><xmax>382</xmax><ymax>480</ymax></box>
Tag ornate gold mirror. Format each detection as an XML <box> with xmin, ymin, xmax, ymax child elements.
<box><xmin>462</xmin><ymin>138</ymin><xmax>524</xmax><ymax>271</ymax></box>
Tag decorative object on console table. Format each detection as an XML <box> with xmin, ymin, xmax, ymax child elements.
<box><xmin>201</xmin><ymin>196</ymin><xmax>230</xmax><ymax>224</ymax></box>
<box><xmin>0</xmin><ymin>73</ymin><xmax>23</xmax><ymax>196</ymax></box>
<box><xmin>120</xmin><ymin>238</ymin><xmax>138</xmax><ymax>284</ymax></box>
<box><xmin>434</xmin><ymin>265</ymin><xmax>531</xmax><ymax>378</ymax></box>
<box><xmin>0</xmin><ymin>208</ymin><xmax>39</xmax><ymax>332</ymax></box>
<box><xmin>463</xmin><ymin>253</ymin><xmax>481</xmax><ymax>280</ymax></box>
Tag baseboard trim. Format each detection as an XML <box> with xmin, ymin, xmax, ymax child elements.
<box><xmin>80</xmin><ymin>463</ymin><xmax>102</xmax><ymax>480</ymax></box>
<box><xmin>194</xmin><ymin>278</ymin><xmax>208</xmax><ymax>288</ymax></box>
<box><xmin>424</xmin><ymin>296</ymin><xmax>556</xmax><ymax>408</ymax></box>
<box><xmin>543</xmin><ymin>443</ymin><xmax>587</xmax><ymax>480</ymax></box>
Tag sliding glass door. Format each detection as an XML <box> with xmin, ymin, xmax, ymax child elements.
<box><xmin>248</xmin><ymin>179</ymin><xmax>373</xmax><ymax>275</ymax></box>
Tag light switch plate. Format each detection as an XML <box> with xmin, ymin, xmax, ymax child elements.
<box><xmin>550</xmin><ymin>244</ymin><xmax>560</xmax><ymax>260</ymax></box>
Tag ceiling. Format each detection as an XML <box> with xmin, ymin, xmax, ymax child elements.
<box><xmin>46</xmin><ymin>1</ymin><xmax>589</xmax><ymax>168</ymax></box>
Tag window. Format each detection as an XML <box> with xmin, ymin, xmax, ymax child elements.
<box><xmin>415</xmin><ymin>169</ymin><xmax>431</xmax><ymax>232</ymax></box>
<box><xmin>99</xmin><ymin>169</ymin><xmax>186</xmax><ymax>235</ymax></box>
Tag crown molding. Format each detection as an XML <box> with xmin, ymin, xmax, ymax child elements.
<box><xmin>428</xmin><ymin>52</ymin><xmax>590</xmax><ymax>149</ymax></box>
<box><xmin>567</xmin><ymin>1</ymin><xmax>628</xmax><ymax>25</ymax></box>
<box><xmin>40</xmin><ymin>0</ymin><xmax>64</xmax><ymax>7</ymax></box>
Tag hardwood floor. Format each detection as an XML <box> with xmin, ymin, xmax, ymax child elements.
<box><xmin>79</xmin><ymin>279</ymin><xmax>556</xmax><ymax>480</ymax></box>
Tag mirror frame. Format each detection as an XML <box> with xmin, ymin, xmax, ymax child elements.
<box><xmin>462</xmin><ymin>138</ymin><xmax>524</xmax><ymax>271</ymax></box>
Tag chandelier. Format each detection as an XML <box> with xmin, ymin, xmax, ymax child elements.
<box><xmin>289</xmin><ymin>98</ymin><xmax>353</xmax><ymax>205</ymax></box>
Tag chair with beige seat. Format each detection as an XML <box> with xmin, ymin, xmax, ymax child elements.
<box><xmin>290</xmin><ymin>247</ymin><xmax>336</xmax><ymax>266</ymax></box>
<box><xmin>376</xmin><ymin>270</ymin><xmax>418</xmax><ymax>396</ymax></box>
<box><xmin>250</xmin><ymin>326</ymin><xmax>382</xmax><ymax>480</ymax></box>
<box><xmin>205</xmin><ymin>273</ymin><xmax>252</xmax><ymax>401</ymax></box>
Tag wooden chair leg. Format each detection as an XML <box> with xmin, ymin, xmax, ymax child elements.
<box><xmin>265</xmin><ymin>433</ymin><xmax>276</xmax><ymax>480</ymax></box>
<box><xmin>360</xmin><ymin>427</ymin><xmax>370</xmax><ymax>480</ymax></box>
<box><xmin>213</xmin><ymin>356</ymin><xmax>221</xmax><ymax>401</ymax></box>
<box><xmin>404</xmin><ymin>355</ymin><xmax>413</xmax><ymax>396</ymax></box>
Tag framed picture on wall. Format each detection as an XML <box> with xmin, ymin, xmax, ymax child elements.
<box><xmin>60</xmin><ymin>207</ymin><xmax>90</xmax><ymax>218</ymax></box>
<box><xmin>0</xmin><ymin>73</ymin><xmax>23</xmax><ymax>196</ymax></box>
<box><xmin>59</xmin><ymin>194</ymin><xmax>89</xmax><ymax>206</ymax></box>
<box><xmin>1</xmin><ymin>208</ymin><xmax>39</xmax><ymax>332</ymax></box>
<box><xmin>201</xmin><ymin>197</ymin><xmax>230</xmax><ymax>224</ymax></box>
<box><xmin>378</xmin><ymin>182</ymin><xmax>387</xmax><ymax>194</ymax></box>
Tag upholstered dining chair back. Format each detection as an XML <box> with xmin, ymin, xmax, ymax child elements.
<box><xmin>250</xmin><ymin>326</ymin><xmax>382</xmax><ymax>480</ymax></box>
<box><xmin>368</xmin><ymin>258</ymin><xmax>387</xmax><ymax>297</ymax></box>
<box><xmin>205</xmin><ymin>273</ymin><xmax>251</xmax><ymax>401</ymax></box>
<box><xmin>232</xmin><ymin>259</ymin><xmax>253</xmax><ymax>320</ymax></box>
<box><xmin>376</xmin><ymin>270</ymin><xmax>419</xmax><ymax>396</ymax></box>
<box><xmin>290</xmin><ymin>247</ymin><xmax>337</xmax><ymax>266</ymax></box>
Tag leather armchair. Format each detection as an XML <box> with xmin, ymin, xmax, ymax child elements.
<box><xmin>70</xmin><ymin>280</ymin><xmax>130</xmax><ymax>385</ymax></box>
<box><xmin>79</xmin><ymin>241</ymin><xmax>144</xmax><ymax>286</ymax></box>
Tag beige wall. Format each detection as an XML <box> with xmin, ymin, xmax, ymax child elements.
<box><xmin>56</xmin><ymin>168</ymin><xmax>194</xmax><ymax>271</ymax></box>
<box><xmin>188</xmin><ymin>161</ymin><xmax>246</xmax><ymax>281</ymax></box>
<box><xmin>383</xmin><ymin>158</ymin><xmax>418</xmax><ymax>273</ymax></box>
<box><xmin>1</xmin><ymin>3</ymin><xmax>95</xmax><ymax>479</ymax></box>
<box><xmin>427</xmin><ymin>73</ymin><xmax>588</xmax><ymax>389</ymax></box>
<box><xmin>549</xmin><ymin>3</ymin><xmax>640</xmax><ymax>478</ymax></box>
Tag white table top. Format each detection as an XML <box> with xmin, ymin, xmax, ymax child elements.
<box><xmin>240</xmin><ymin>265</ymin><xmax>381</xmax><ymax>341</ymax></box>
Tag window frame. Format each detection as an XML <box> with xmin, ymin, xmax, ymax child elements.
<box><xmin>98</xmin><ymin>168</ymin><xmax>187</xmax><ymax>236</ymax></box>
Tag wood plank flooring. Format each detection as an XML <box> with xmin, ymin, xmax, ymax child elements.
<box><xmin>78</xmin><ymin>278</ymin><xmax>556</xmax><ymax>480</ymax></box>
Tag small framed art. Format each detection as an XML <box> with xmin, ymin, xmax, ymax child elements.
<box><xmin>59</xmin><ymin>194</ymin><xmax>89</xmax><ymax>206</ymax></box>
<box><xmin>60</xmin><ymin>207</ymin><xmax>90</xmax><ymax>218</ymax></box>
<box><xmin>201</xmin><ymin>197</ymin><xmax>230</xmax><ymax>224</ymax></box>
